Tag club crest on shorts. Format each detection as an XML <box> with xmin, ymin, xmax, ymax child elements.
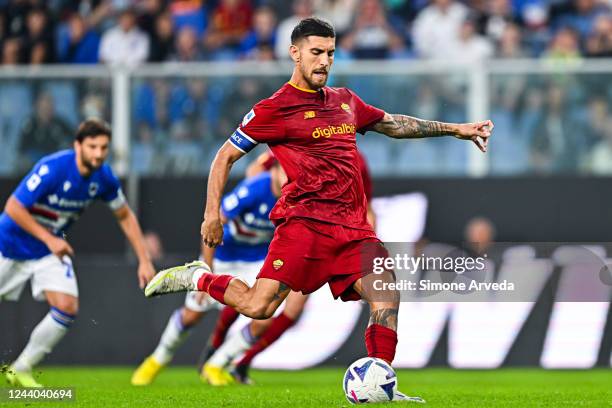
<box><xmin>273</xmin><ymin>259</ymin><xmax>284</xmax><ymax>270</ymax></box>
<box><xmin>341</xmin><ymin>103</ymin><xmax>352</xmax><ymax>114</ymax></box>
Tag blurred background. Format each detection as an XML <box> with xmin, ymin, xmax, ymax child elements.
<box><xmin>1</xmin><ymin>0</ymin><xmax>612</xmax><ymax>370</ymax></box>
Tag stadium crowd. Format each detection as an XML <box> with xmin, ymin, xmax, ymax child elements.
<box><xmin>0</xmin><ymin>0</ymin><xmax>611</xmax><ymax>177</ymax></box>
<box><xmin>0</xmin><ymin>0</ymin><xmax>611</xmax><ymax>64</ymax></box>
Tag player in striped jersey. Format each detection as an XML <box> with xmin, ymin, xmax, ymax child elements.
<box><xmin>0</xmin><ymin>119</ymin><xmax>155</xmax><ymax>387</ymax></box>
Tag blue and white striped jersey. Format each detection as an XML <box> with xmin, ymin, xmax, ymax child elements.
<box><xmin>0</xmin><ymin>150</ymin><xmax>125</xmax><ymax>260</ymax></box>
<box><xmin>216</xmin><ymin>171</ymin><xmax>276</xmax><ymax>262</ymax></box>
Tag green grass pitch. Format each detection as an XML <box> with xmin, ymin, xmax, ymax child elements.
<box><xmin>3</xmin><ymin>367</ymin><xmax>611</xmax><ymax>407</ymax></box>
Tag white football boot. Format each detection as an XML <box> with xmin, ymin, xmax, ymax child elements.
<box><xmin>145</xmin><ymin>261</ymin><xmax>209</xmax><ymax>297</ymax></box>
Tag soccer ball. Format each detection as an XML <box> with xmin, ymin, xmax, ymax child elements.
<box><xmin>343</xmin><ymin>357</ymin><xmax>397</xmax><ymax>404</ymax></box>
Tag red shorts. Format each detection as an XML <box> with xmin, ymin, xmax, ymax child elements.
<box><xmin>257</xmin><ymin>217</ymin><xmax>387</xmax><ymax>301</ymax></box>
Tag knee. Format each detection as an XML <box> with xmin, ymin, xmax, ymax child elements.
<box><xmin>51</xmin><ymin>297</ymin><xmax>79</xmax><ymax>317</ymax></box>
<box><xmin>245</xmin><ymin>302</ymin><xmax>274</xmax><ymax>320</ymax></box>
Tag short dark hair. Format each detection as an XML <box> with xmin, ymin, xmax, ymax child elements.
<box><xmin>75</xmin><ymin>118</ymin><xmax>112</xmax><ymax>142</ymax></box>
<box><xmin>291</xmin><ymin>17</ymin><xmax>335</xmax><ymax>44</ymax></box>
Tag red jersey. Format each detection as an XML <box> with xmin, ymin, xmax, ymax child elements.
<box><xmin>229</xmin><ymin>83</ymin><xmax>384</xmax><ymax>230</ymax></box>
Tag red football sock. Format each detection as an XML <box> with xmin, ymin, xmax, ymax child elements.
<box><xmin>211</xmin><ymin>306</ymin><xmax>240</xmax><ymax>349</ymax></box>
<box><xmin>365</xmin><ymin>324</ymin><xmax>398</xmax><ymax>364</ymax></box>
<box><xmin>237</xmin><ymin>313</ymin><xmax>296</xmax><ymax>366</ymax></box>
<box><xmin>197</xmin><ymin>273</ymin><xmax>233</xmax><ymax>303</ymax></box>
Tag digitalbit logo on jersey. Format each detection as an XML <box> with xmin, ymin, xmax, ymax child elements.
<box><xmin>312</xmin><ymin>123</ymin><xmax>356</xmax><ymax>139</ymax></box>
<box><xmin>242</xmin><ymin>109</ymin><xmax>255</xmax><ymax>127</ymax></box>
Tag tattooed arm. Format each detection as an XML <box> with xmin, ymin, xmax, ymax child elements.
<box><xmin>370</xmin><ymin>112</ymin><xmax>494</xmax><ymax>152</ymax></box>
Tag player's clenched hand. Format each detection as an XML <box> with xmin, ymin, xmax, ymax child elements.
<box><xmin>137</xmin><ymin>261</ymin><xmax>156</xmax><ymax>289</ymax></box>
<box><xmin>201</xmin><ymin>217</ymin><xmax>223</xmax><ymax>248</ymax></box>
<box><xmin>46</xmin><ymin>236</ymin><xmax>74</xmax><ymax>259</ymax></box>
<box><xmin>454</xmin><ymin>120</ymin><xmax>494</xmax><ymax>153</ymax></box>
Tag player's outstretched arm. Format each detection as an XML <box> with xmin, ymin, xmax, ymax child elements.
<box><xmin>371</xmin><ymin>112</ymin><xmax>494</xmax><ymax>152</ymax></box>
<box><xmin>114</xmin><ymin>205</ymin><xmax>155</xmax><ymax>288</ymax></box>
<box><xmin>4</xmin><ymin>195</ymin><xmax>74</xmax><ymax>258</ymax></box>
<box><xmin>202</xmin><ymin>142</ymin><xmax>245</xmax><ymax>248</ymax></box>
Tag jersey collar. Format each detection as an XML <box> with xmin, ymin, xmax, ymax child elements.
<box><xmin>286</xmin><ymin>82</ymin><xmax>326</xmax><ymax>100</ymax></box>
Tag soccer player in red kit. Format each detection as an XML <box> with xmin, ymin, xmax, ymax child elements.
<box><xmin>146</xmin><ymin>18</ymin><xmax>493</xmax><ymax>401</ymax></box>
<box><xmin>199</xmin><ymin>150</ymin><xmax>376</xmax><ymax>386</ymax></box>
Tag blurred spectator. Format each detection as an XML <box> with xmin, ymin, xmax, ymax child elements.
<box><xmin>2</xmin><ymin>37</ymin><xmax>21</xmax><ymax>64</ymax></box>
<box><xmin>148</xmin><ymin>11</ymin><xmax>174</xmax><ymax>62</ymax></box>
<box><xmin>171</xmin><ymin>26</ymin><xmax>204</xmax><ymax>61</ymax></box>
<box><xmin>23</xmin><ymin>7</ymin><xmax>55</xmax><ymax>64</ymax></box>
<box><xmin>167</xmin><ymin>78</ymin><xmax>210</xmax><ymax>135</ymax></box>
<box><xmin>169</xmin><ymin>0</ymin><xmax>208</xmax><ymax>36</ymax></box>
<box><xmin>58</xmin><ymin>0</ymin><xmax>115</xmax><ymax>31</ymax></box>
<box><xmin>99</xmin><ymin>8</ymin><xmax>149</xmax><ymax>67</ymax></box>
<box><xmin>218</xmin><ymin>78</ymin><xmax>268</xmax><ymax>139</ymax></box>
<box><xmin>58</xmin><ymin>14</ymin><xmax>100</xmax><ymax>64</ymax></box>
<box><xmin>132</xmin><ymin>122</ymin><xmax>158</xmax><ymax>174</ymax></box>
<box><xmin>3</xmin><ymin>0</ymin><xmax>31</xmax><ymax>38</ymax></box>
<box><xmin>275</xmin><ymin>0</ymin><xmax>313</xmax><ymax>59</ymax></box>
<box><xmin>251</xmin><ymin>44</ymin><xmax>276</xmax><ymax>61</ymax></box>
<box><xmin>543</xmin><ymin>26</ymin><xmax>582</xmax><ymax>62</ymax></box>
<box><xmin>340</xmin><ymin>0</ymin><xmax>405</xmax><ymax>59</ymax></box>
<box><xmin>587</xmin><ymin>116</ymin><xmax>612</xmax><ymax>174</ymax></box>
<box><xmin>496</xmin><ymin>23</ymin><xmax>527</xmax><ymax>58</ymax></box>
<box><xmin>464</xmin><ymin>216</ymin><xmax>496</xmax><ymax>255</ymax></box>
<box><xmin>240</xmin><ymin>6</ymin><xmax>277</xmax><ymax>59</ymax></box>
<box><xmin>446</xmin><ymin>15</ymin><xmax>494</xmax><ymax>61</ymax></box>
<box><xmin>18</xmin><ymin>92</ymin><xmax>73</xmax><ymax>169</ymax></box>
<box><xmin>81</xmin><ymin>93</ymin><xmax>107</xmax><ymax>119</ymax></box>
<box><xmin>553</xmin><ymin>0</ymin><xmax>610</xmax><ymax>39</ymax></box>
<box><xmin>412</xmin><ymin>0</ymin><xmax>469</xmax><ymax>59</ymax></box>
<box><xmin>530</xmin><ymin>84</ymin><xmax>582</xmax><ymax>173</ymax></box>
<box><xmin>519</xmin><ymin>0</ymin><xmax>551</xmax><ymax>55</ymax></box>
<box><xmin>474</xmin><ymin>0</ymin><xmax>516</xmax><ymax>41</ymax></box>
<box><xmin>138</xmin><ymin>0</ymin><xmax>165</xmax><ymax>37</ymax></box>
<box><xmin>203</xmin><ymin>0</ymin><xmax>253</xmax><ymax>60</ymax></box>
<box><xmin>165</xmin><ymin>120</ymin><xmax>203</xmax><ymax>174</ymax></box>
<box><xmin>489</xmin><ymin>75</ymin><xmax>530</xmax><ymax>174</ymax></box>
<box><xmin>312</xmin><ymin>0</ymin><xmax>358</xmax><ymax>35</ymax></box>
<box><xmin>585</xmin><ymin>13</ymin><xmax>612</xmax><ymax>57</ymax></box>
<box><xmin>586</xmin><ymin>97</ymin><xmax>609</xmax><ymax>143</ymax></box>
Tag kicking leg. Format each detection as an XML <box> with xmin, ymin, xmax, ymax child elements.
<box><xmin>9</xmin><ymin>291</ymin><xmax>78</xmax><ymax>388</ymax></box>
<box><xmin>145</xmin><ymin>261</ymin><xmax>289</xmax><ymax>319</ymax></box>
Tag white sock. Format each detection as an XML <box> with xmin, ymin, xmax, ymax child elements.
<box><xmin>13</xmin><ymin>307</ymin><xmax>74</xmax><ymax>373</ymax></box>
<box><xmin>151</xmin><ymin>309</ymin><xmax>192</xmax><ymax>365</ymax></box>
<box><xmin>191</xmin><ymin>268</ymin><xmax>207</xmax><ymax>287</ymax></box>
<box><xmin>208</xmin><ymin>324</ymin><xmax>257</xmax><ymax>368</ymax></box>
